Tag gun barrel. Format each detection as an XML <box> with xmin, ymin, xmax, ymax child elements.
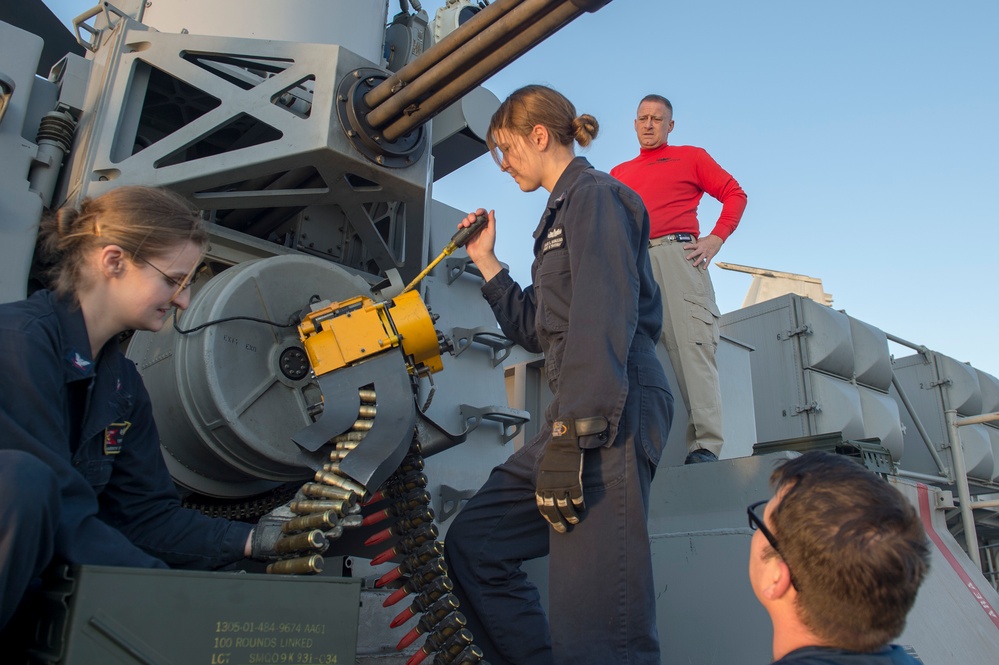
<box><xmin>364</xmin><ymin>0</ymin><xmax>554</xmax><ymax>133</ymax></box>
<box><xmin>364</xmin><ymin>0</ymin><xmax>523</xmax><ymax>112</ymax></box>
<box><xmin>343</xmin><ymin>0</ymin><xmax>611</xmax><ymax>153</ymax></box>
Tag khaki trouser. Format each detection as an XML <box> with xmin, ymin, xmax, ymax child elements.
<box><xmin>647</xmin><ymin>236</ymin><xmax>724</xmax><ymax>456</ymax></box>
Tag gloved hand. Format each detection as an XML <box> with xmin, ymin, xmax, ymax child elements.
<box><xmin>250</xmin><ymin>494</ymin><xmax>329</xmax><ymax>562</ymax></box>
<box><xmin>535</xmin><ymin>419</ymin><xmax>585</xmax><ymax>534</ymax></box>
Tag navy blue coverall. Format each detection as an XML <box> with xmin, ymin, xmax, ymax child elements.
<box><xmin>444</xmin><ymin>157</ymin><xmax>674</xmax><ymax>665</ymax></box>
<box><xmin>0</xmin><ymin>290</ymin><xmax>252</xmax><ymax>628</ymax></box>
<box><xmin>773</xmin><ymin>646</ymin><xmax>923</xmax><ymax>664</ymax></box>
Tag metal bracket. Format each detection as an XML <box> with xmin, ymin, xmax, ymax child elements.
<box><xmin>459</xmin><ymin>404</ymin><xmax>530</xmax><ymax>444</ymax></box>
<box><xmin>438</xmin><ymin>484</ymin><xmax>477</xmax><ymax>523</ymax></box>
<box><xmin>794</xmin><ymin>401</ymin><xmax>819</xmax><ymax>414</ymax></box>
<box><xmin>450</xmin><ymin>326</ymin><xmax>515</xmax><ymax>367</ymax></box>
<box><xmin>928</xmin><ymin>378</ymin><xmax>953</xmax><ymax>389</ymax></box>
<box><xmin>844</xmin><ymin>439</ymin><xmax>895</xmax><ymax>476</ymax></box>
<box><xmin>933</xmin><ymin>490</ymin><xmax>955</xmax><ymax>509</ymax></box>
<box><xmin>444</xmin><ymin>256</ymin><xmax>482</xmax><ymax>284</ymax></box>
<box><xmin>778</xmin><ymin>325</ymin><xmax>810</xmax><ymax>341</ymax></box>
<box><xmin>444</xmin><ymin>257</ymin><xmax>512</xmax><ymax>285</ymax></box>
<box><xmin>415</xmin><ymin>409</ymin><xmax>467</xmax><ymax>457</ymax></box>
<box><xmin>73</xmin><ymin>2</ymin><xmax>130</xmax><ymax>52</ymax></box>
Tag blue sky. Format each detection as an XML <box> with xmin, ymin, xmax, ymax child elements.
<box><xmin>44</xmin><ymin>0</ymin><xmax>999</xmax><ymax>375</ymax></box>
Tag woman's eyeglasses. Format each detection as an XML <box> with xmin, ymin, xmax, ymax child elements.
<box><xmin>134</xmin><ymin>255</ymin><xmax>200</xmax><ymax>294</ymax></box>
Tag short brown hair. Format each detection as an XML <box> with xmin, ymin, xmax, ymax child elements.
<box><xmin>486</xmin><ymin>84</ymin><xmax>598</xmax><ymax>164</ymax></box>
<box><xmin>39</xmin><ymin>186</ymin><xmax>207</xmax><ymax>301</ymax></box>
<box><xmin>769</xmin><ymin>451</ymin><xmax>929</xmax><ymax>652</ymax></box>
<box><xmin>639</xmin><ymin>94</ymin><xmax>673</xmax><ymax>115</ymax></box>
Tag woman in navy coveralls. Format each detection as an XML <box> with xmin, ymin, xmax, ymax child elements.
<box><xmin>443</xmin><ymin>85</ymin><xmax>674</xmax><ymax>665</ymax></box>
<box><xmin>0</xmin><ymin>186</ymin><xmax>254</xmax><ymax>630</ymax></box>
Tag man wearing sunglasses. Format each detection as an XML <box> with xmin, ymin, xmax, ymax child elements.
<box><xmin>747</xmin><ymin>451</ymin><xmax>929</xmax><ymax>664</ymax></box>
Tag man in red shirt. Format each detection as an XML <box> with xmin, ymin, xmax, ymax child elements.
<box><xmin>611</xmin><ymin>95</ymin><xmax>746</xmax><ymax>464</ymax></box>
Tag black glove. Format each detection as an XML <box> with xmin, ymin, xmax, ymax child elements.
<box><xmin>535</xmin><ymin>419</ymin><xmax>585</xmax><ymax>533</ymax></box>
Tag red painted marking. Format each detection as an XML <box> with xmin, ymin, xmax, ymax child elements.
<box><xmin>917</xmin><ymin>483</ymin><xmax>999</xmax><ymax>630</ymax></box>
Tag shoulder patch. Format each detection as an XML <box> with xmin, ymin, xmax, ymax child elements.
<box><xmin>104</xmin><ymin>421</ymin><xmax>131</xmax><ymax>455</ymax></box>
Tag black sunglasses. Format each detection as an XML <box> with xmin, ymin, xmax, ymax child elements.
<box><xmin>747</xmin><ymin>500</ymin><xmax>782</xmax><ymax>555</ymax></box>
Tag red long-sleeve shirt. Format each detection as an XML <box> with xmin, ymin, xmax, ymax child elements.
<box><xmin>611</xmin><ymin>144</ymin><xmax>746</xmax><ymax>241</ymax></box>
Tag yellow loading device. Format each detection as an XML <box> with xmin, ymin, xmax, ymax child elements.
<box><xmin>290</xmin><ymin>216</ymin><xmax>484</xmax><ymax>494</ymax></box>
<box><xmin>292</xmin><ymin>289</ymin><xmax>440</xmax><ymax>493</ymax></box>
<box><xmin>298</xmin><ymin>289</ymin><xmax>443</xmax><ymax>377</ymax></box>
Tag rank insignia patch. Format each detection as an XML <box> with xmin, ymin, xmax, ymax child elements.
<box><xmin>67</xmin><ymin>351</ymin><xmax>92</xmax><ymax>372</ymax></box>
<box><xmin>542</xmin><ymin>226</ymin><xmax>565</xmax><ymax>253</ymax></box>
<box><xmin>552</xmin><ymin>421</ymin><xmax>568</xmax><ymax>437</ymax></box>
<box><xmin>104</xmin><ymin>421</ymin><xmax>131</xmax><ymax>455</ymax></box>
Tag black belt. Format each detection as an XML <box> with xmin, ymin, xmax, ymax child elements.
<box><xmin>649</xmin><ymin>232</ymin><xmax>695</xmax><ymax>247</ymax></box>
